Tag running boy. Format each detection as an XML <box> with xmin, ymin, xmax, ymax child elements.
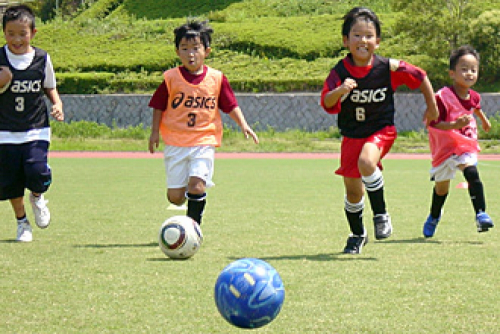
<box><xmin>320</xmin><ymin>7</ymin><xmax>439</xmax><ymax>254</ymax></box>
<box><xmin>148</xmin><ymin>20</ymin><xmax>258</xmax><ymax>226</ymax></box>
<box><xmin>0</xmin><ymin>5</ymin><xmax>64</xmax><ymax>242</ymax></box>
<box><xmin>423</xmin><ymin>45</ymin><xmax>493</xmax><ymax>238</ymax></box>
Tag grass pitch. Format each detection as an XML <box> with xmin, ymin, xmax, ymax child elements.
<box><xmin>1</xmin><ymin>157</ymin><xmax>499</xmax><ymax>333</ymax></box>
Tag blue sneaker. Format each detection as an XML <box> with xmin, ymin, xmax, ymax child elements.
<box><xmin>423</xmin><ymin>214</ymin><xmax>441</xmax><ymax>238</ymax></box>
<box><xmin>476</xmin><ymin>212</ymin><xmax>494</xmax><ymax>233</ymax></box>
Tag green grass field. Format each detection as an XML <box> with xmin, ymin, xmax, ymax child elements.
<box><xmin>1</xmin><ymin>157</ymin><xmax>499</xmax><ymax>333</ymax></box>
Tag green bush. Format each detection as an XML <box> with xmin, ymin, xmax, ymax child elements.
<box><xmin>470</xmin><ymin>10</ymin><xmax>500</xmax><ymax>84</ymax></box>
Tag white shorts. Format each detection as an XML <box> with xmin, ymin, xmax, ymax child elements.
<box><xmin>163</xmin><ymin>145</ymin><xmax>215</xmax><ymax>189</ymax></box>
<box><xmin>430</xmin><ymin>153</ymin><xmax>477</xmax><ymax>182</ymax></box>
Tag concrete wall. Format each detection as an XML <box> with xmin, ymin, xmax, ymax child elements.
<box><xmin>58</xmin><ymin>93</ymin><xmax>500</xmax><ymax>132</ymax></box>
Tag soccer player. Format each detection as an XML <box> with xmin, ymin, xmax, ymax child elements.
<box><xmin>0</xmin><ymin>5</ymin><xmax>64</xmax><ymax>242</ymax></box>
<box><xmin>423</xmin><ymin>45</ymin><xmax>493</xmax><ymax>237</ymax></box>
<box><xmin>320</xmin><ymin>7</ymin><xmax>439</xmax><ymax>254</ymax></box>
<box><xmin>148</xmin><ymin>20</ymin><xmax>258</xmax><ymax>226</ymax></box>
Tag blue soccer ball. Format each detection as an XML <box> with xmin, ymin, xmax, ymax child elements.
<box><xmin>214</xmin><ymin>258</ymin><xmax>285</xmax><ymax>329</ymax></box>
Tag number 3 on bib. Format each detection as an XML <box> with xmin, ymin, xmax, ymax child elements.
<box><xmin>356</xmin><ymin>107</ymin><xmax>365</xmax><ymax>121</ymax></box>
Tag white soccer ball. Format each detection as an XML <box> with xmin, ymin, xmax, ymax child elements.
<box><xmin>158</xmin><ymin>216</ymin><xmax>203</xmax><ymax>259</ymax></box>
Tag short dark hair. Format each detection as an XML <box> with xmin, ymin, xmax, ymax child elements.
<box><xmin>2</xmin><ymin>5</ymin><xmax>36</xmax><ymax>31</ymax></box>
<box><xmin>449</xmin><ymin>45</ymin><xmax>480</xmax><ymax>70</ymax></box>
<box><xmin>342</xmin><ymin>7</ymin><xmax>381</xmax><ymax>38</ymax></box>
<box><xmin>174</xmin><ymin>19</ymin><xmax>213</xmax><ymax>49</ymax></box>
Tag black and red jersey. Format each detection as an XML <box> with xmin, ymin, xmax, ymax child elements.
<box><xmin>321</xmin><ymin>54</ymin><xmax>426</xmax><ymax>138</ymax></box>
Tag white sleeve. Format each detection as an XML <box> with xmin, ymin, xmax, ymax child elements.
<box><xmin>44</xmin><ymin>53</ymin><xmax>57</xmax><ymax>89</ymax></box>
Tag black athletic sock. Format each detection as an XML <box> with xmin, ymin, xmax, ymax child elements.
<box><xmin>430</xmin><ymin>187</ymin><xmax>447</xmax><ymax>218</ymax></box>
<box><xmin>463</xmin><ymin>166</ymin><xmax>486</xmax><ymax>214</ymax></box>
<box><xmin>344</xmin><ymin>197</ymin><xmax>365</xmax><ymax>236</ymax></box>
<box><xmin>186</xmin><ymin>192</ymin><xmax>206</xmax><ymax>225</ymax></box>
<box><xmin>362</xmin><ymin>169</ymin><xmax>386</xmax><ymax>215</ymax></box>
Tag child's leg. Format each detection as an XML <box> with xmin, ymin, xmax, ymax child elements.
<box><xmin>431</xmin><ymin>180</ymin><xmax>450</xmax><ymax>218</ymax></box>
<box><xmin>359</xmin><ymin>143</ymin><xmax>386</xmax><ymax>215</ymax></box>
<box><xmin>9</xmin><ymin>196</ymin><xmax>26</xmax><ymax>219</ymax></box>
<box><xmin>167</xmin><ymin>188</ymin><xmax>187</xmax><ymax>206</ymax></box>
<box><xmin>186</xmin><ymin>177</ymin><xmax>206</xmax><ymax>225</ymax></box>
<box><xmin>461</xmin><ymin>165</ymin><xmax>485</xmax><ymax>214</ymax></box>
<box><xmin>343</xmin><ymin>177</ymin><xmax>365</xmax><ymax>236</ymax></box>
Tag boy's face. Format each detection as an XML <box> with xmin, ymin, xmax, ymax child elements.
<box><xmin>343</xmin><ymin>20</ymin><xmax>380</xmax><ymax>67</ymax></box>
<box><xmin>449</xmin><ymin>54</ymin><xmax>479</xmax><ymax>89</ymax></box>
<box><xmin>3</xmin><ymin>19</ymin><xmax>36</xmax><ymax>55</ymax></box>
<box><xmin>176</xmin><ymin>36</ymin><xmax>211</xmax><ymax>74</ymax></box>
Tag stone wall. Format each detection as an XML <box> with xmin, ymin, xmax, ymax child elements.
<box><xmin>58</xmin><ymin>93</ymin><xmax>500</xmax><ymax>132</ymax></box>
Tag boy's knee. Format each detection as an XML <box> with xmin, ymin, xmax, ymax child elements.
<box><xmin>26</xmin><ymin>165</ymin><xmax>51</xmax><ymax>194</ymax></box>
<box><xmin>463</xmin><ymin>165</ymin><xmax>480</xmax><ymax>182</ymax></box>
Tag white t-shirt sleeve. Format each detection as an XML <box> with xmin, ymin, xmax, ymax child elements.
<box><xmin>44</xmin><ymin>53</ymin><xmax>57</xmax><ymax>89</ymax></box>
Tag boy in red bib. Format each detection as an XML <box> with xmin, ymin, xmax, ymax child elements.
<box><xmin>148</xmin><ymin>20</ymin><xmax>258</xmax><ymax>226</ymax></box>
<box><xmin>320</xmin><ymin>7</ymin><xmax>439</xmax><ymax>254</ymax></box>
<box><xmin>423</xmin><ymin>45</ymin><xmax>493</xmax><ymax>237</ymax></box>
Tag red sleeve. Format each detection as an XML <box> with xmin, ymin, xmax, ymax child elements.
<box><xmin>218</xmin><ymin>74</ymin><xmax>238</xmax><ymax>114</ymax></box>
<box><xmin>148</xmin><ymin>81</ymin><xmax>168</xmax><ymax>110</ymax></box>
<box><xmin>391</xmin><ymin>60</ymin><xmax>426</xmax><ymax>91</ymax></box>
<box><xmin>320</xmin><ymin>70</ymin><xmax>342</xmax><ymax>114</ymax></box>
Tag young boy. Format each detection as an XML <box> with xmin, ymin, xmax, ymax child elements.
<box><xmin>423</xmin><ymin>45</ymin><xmax>493</xmax><ymax>238</ymax></box>
<box><xmin>0</xmin><ymin>5</ymin><xmax>64</xmax><ymax>242</ymax></box>
<box><xmin>148</xmin><ymin>20</ymin><xmax>258</xmax><ymax>226</ymax></box>
<box><xmin>320</xmin><ymin>7</ymin><xmax>439</xmax><ymax>254</ymax></box>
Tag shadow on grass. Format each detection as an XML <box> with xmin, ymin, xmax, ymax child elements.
<box><xmin>0</xmin><ymin>239</ymin><xmax>19</xmax><ymax>243</ymax></box>
<box><xmin>229</xmin><ymin>253</ymin><xmax>378</xmax><ymax>262</ymax></box>
<box><xmin>74</xmin><ymin>242</ymin><xmax>158</xmax><ymax>248</ymax></box>
<box><xmin>381</xmin><ymin>237</ymin><xmax>484</xmax><ymax>245</ymax></box>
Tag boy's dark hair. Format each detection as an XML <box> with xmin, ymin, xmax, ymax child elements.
<box><xmin>174</xmin><ymin>20</ymin><xmax>213</xmax><ymax>49</ymax></box>
<box><xmin>2</xmin><ymin>5</ymin><xmax>36</xmax><ymax>31</ymax></box>
<box><xmin>449</xmin><ymin>45</ymin><xmax>480</xmax><ymax>70</ymax></box>
<box><xmin>342</xmin><ymin>7</ymin><xmax>381</xmax><ymax>38</ymax></box>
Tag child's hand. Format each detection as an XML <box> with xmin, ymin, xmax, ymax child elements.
<box><xmin>148</xmin><ymin>132</ymin><xmax>160</xmax><ymax>153</ymax></box>
<box><xmin>338</xmin><ymin>78</ymin><xmax>357</xmax><ymax>95</ymax></box>
<box><xmin>423</xmin><ymin>105</ymin><xmax>439</xmax><ymax>124</ymax></box>
<box><xmin>50</xmin><ymin>104</ymin><xmax>64</xmax><ymax>121</ymax></box>
<box><xmin>242</xmin><ymin>126</ymin><xmax>259</xmax><ymax>144</ymax></box>
<box><xmin>454</xmin><ymin>114</ymin><xmax>472</xmax><ymax>129</ymax></box>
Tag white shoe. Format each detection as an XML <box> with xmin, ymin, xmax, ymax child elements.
<box><xmin>17</xmin><ymin>221</ymin><xmax>33</xmax><ymax>242</ymax></box>
<box><xmin>29</xmin><ymin>193</ymin><xmax>51</xmax><ymax>229</ymax></box>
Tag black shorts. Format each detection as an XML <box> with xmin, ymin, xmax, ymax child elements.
<box><xmin>0</xmin><ymin>140</ymin><xmax>52</xmax><ymax>200</ymax></box>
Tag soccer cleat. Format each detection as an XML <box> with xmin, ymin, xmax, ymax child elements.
<box><xmin>16</xmin><ymin>221</ymin><xmax>33</xmax><ymax>242</ymax></box>
<box><xmin>29</xmin><ymin>193</ymin><xmax>50</xmax><ymax>229</ymax></box>
<box><xmin>373</xmin><ymin>213</ymin><xmax>392</xmax><ymax>240</ymax></box>
<box><xmin>343</xmin><ymin>234</ymin><xmax>368</xmax><ymax>254</ymax></box>
<box><xmin>476</xmin><ymin>212</ymin><xmax>494</xmax><ymax>233</ymax></box>
<box><xmin>423</xmin><ymin>214</ymin><xmax>441</xmax><ymax>238</ymax></box>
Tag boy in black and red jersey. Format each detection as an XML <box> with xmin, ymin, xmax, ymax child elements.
<box><xmin>320</xmin><ymin>7</ymin><xmax>439</xmax><ymax>254</ymax></box>
<box><xmin>0</xmin><ymin>5</ymin><xmax>64</xmax><ymax>242</ymax></box>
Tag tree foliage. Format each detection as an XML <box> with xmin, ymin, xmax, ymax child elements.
<box><xmin>390</xmin><ymin>0</ymin><xmax>481</xmax><ymax>58</ymax></box>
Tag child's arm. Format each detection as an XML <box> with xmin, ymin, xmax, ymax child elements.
<box><xmin>322</xmin><ymin>78</ymin><xmax>357</xmax><ymax>108</ymax></box>
<box><xmin>432</xmin><ymin>114</ymin><xmax>472</xmax><ymax>131</ymax></box>
<box><xmin>148</xmin><ymin>108</ymin><xmax>163</xmax><ymax>153</ymax></box>
<box><xmin>228</xmin><ymin>107</ymin><xmax>259</xmax><ymax>144</ymax></box>
<box><xmin>44</xmin><ymin>88</ymin><xmax>64</xmax><ymax>121</ymax></box>
<box><xmin>0</xmin><ymin>66</ymin><xmax>12</xmax><ymax>93</ymax></box>
<box><xmin>418</xmin><ymin>76</ymin><xmax>439</xmax><ymax>124</ymax></box>
<box><xmin>474</xmin><ymin>108</ymin><xmax>491</xmax><ymax>132</ymax></box>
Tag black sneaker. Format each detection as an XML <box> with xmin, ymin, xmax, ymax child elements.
<box><xmin>343</xmin><ymin>234</ymin><xmax>368</xmax><ymax>254</ymax></box>
<box><xmin>373</xmin><ymin>213</ymin><xmax>392</xmax><ymax>240</ymax></box>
